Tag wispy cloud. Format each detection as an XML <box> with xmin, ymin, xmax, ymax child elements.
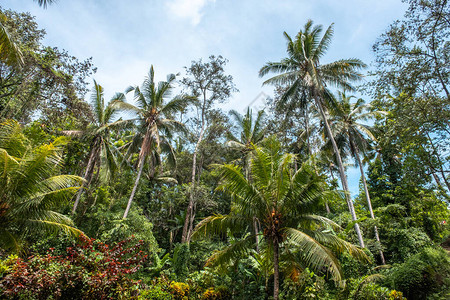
<box><xmin>166</xmin><ymin>0</ymin><xmax>215</xmax><ymax>26</ymax></box>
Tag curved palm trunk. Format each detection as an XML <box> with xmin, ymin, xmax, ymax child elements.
<box><xmin>123</xmin><ymin>123</ymin><xmax>154</xmax><ymax>220</ymax></box>
<box><xmin>123</xmin><ymin>157</ymin><xmax>145</xmax><ymax>219</ymax></box>
<box><xmin>72</xmin><ymin>143</ymin><xmax>100</xmax><ymax>215</ymax></box>
<box><xmin>273</xmin><ymin>238</ymin><xmax>280</xmax><ymax>300</ymax></box>
<box><xmin>314</xmin><ymin>97</ymin><xmax>365</xmax><ymax>248</ymax></box>
<box><xmin>353</xmin><ymin>143</ymin><xmax>385</xmax><ymax>264</ymax></box>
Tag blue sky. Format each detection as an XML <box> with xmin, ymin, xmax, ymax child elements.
<box><xmin>3</xmin><ymin>0</ymin><xmax>408</xmax><ymax>195</ymax></box>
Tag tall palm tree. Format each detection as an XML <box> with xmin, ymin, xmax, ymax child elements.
<box><xmin>70</xmin><ymin>81</ymin><xmax>127</xmax><ymax>215</ymax></box>
<box><xmin>328</xmin><ymin>91</ymin><xmax>387</xmax><ymax>264</ymax></box>
<box><xmin>0</xmin><ymin>120</ymin><xmax>83</xmax><ymax>252</ymax></box>
<box><xmin>116</xmin><ymin>66</ymin><xmax>193</xmax><ymax>219</ymax></box>
<box><xmin>192</xmin><ymin>136</ymin><xmax>368</xmax><ymax>300</ymax></box>
<box><xmin>259</xmin><ymin>20</ymin><xmax>367</xmax><ymax>247</ymax></box>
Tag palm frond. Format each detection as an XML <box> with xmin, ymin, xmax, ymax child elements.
<box><xmin>284</xmin><ymin>227</ymin><xmax>343</xmax><ymax>283</ymax></box>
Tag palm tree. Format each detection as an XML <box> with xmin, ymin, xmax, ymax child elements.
<box><xmin>227</xmin><ymin>107</ymin><xmax>266</xmax><ymax>249</ymax></box>
<box><xmin>70</xmin><ymin>81</ymin><xmax>127</xmax><ymax>215</ymax></box>
<box><xmin>327</xmin><ymin>91</ymin><xmax>387</xmax><ymax>264</ymax></box>
<box><xmin>0</xmin><ymin>120</ymin><xmax>83</xmax><ymax>252</ymax></box>
<box><xmin>116</xmin><ymin>66</ymin><xmax>193</xmax><ymax>219</ymax></box>
<box><xmin>227</xmin><ymin>107</ymin><xmax>266</xmax><ymax>176</ymax></box>
<box><xmin>259</xmin><ymin>20</ymin><xmax>367</xmax><ymax>248</ymax></box>
<box><xmin>192</xmin><ymin>136</ymin><xmax>368</xmax><ymax>300</ymax></box>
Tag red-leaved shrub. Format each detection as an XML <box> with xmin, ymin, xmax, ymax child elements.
<box><xmin>0</xmin><ymin>235</ymin><xmax>147</xmax><ymax>299</ymax></box>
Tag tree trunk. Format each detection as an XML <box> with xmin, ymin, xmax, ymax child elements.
<box><xmin>122</xmin><ymin>157</ymin><xmax>145</xmax><ymax>219</ymax></box>
<box><xmin>314</xmin><ymin>97</ymin><xmax>365</xmax><ymax>248</ymax></box>
<box><xmin>273</xmin><ymin>238</ymin><xmax>280</xmax><ymax>300</ymax></box>
<box><xmin>182</xmin><ymin>96</ymin><xmax>207</xmax><ymax>243</ymax></box>
<box><xmin>72</xmin><ymin>143</ymin><xmax>99</xmax><ymax>215</ymax></box>
<box><xmin>353</xmin><ymin>143</ymin><xmax>385</xmax><ymax>264</ymax></box>
<box><xmin>254</xmin><ymin>217</ymin><xmax>260</xmax><ymax>253</ymax></box>
<box><xmin>123</xmin><ymin>122</ymin><xmax>154</xmax><ymax>219</ymax></box>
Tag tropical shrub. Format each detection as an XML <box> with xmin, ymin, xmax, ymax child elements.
<box><xmin>0</xmin><ymin>235</ymin><xmax>147</xmax><ymax>299</ymax></box>
<box><xmin>387</xmin><ymin>247</ymin><xmax>450</xmax><ymax>300</ymax></box>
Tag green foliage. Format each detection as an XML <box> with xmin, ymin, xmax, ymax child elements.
<box><xmin>0</xmin><ymin>254</ymin><xmax>18</xmax><ymax>276</ymax></box>
<box><xmin>280</xmin><ymin>268</ymin><xmax>328</xmax><ymax>300</ymax></box>
<box><xmin>0</xmin><ymin>120</ymin><xmax>83</xmax><ymax>252</ymax></box>
<box><xmin>139</xmin><ymin>282</ymin><xmax>174</xmax><ymax>300</ymax></box>
<box><xmin>0</xmin><ymin>8</ymin><xmax>95</xmax><ymax>125</ymax></box>
<box><xmin>387</xmin><ymin>247</ymin><xmax>450</xmax><ymax>300</ymax></box>
<box><xmin>77</xmin><ymin>203</ymin><xmax>159</xmax><ymax>257</ymax></box>
<box><xmin>172</xmin><ymin>243</ymin><xmax>190</xmax><ymax>281</ymax></box>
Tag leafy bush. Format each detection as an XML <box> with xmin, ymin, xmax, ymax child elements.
<box><xmin>0</xmin><ymin>235</ymin><xmax>147</xmax><ymax>299</ymax></box>
<box><xmin>279</xmin><ymin>268</ymin><xmax>328</xmax><ymax>300</ymax></box>
<box><xmin>387</xmin><ymin>247</ymin><xmax>450</xmax><ymax>300</ymax></box>
<box><xmin>138</xmin><ymin>279</ymin><xmax>174</xmax><ymax>300</ymax></box>
<box><xmin>202</xmin><ymin>286</ymin><xmax>230</xmax><ymax>299</ymax></box>
<box><xmin>384</xmin><ymin>227</ymin><xmax>431</xmax><ymax>262</ymax></box>
<box><xmin>0</xmin><ymin>255</ymin><xmax>18</xmax><ymax>276</ymax></box>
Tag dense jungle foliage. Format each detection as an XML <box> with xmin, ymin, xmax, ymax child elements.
<box><xmin>0</xmin><ymin>0</ymin><xmax>449</xmax><ymax>299</ymax></box>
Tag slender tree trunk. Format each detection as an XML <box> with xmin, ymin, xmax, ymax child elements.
<box><xmin>182</xmin><ymin>96</ymin><xmax>207</xmax><ymax>243</ymax></box>
<box><xmin>353</xmin><ymin>143</ymin><xmax>385</xmax><ymax>264</ymax></box>
<box><xmin>314</xmin><ymin>97</ymin><xmax>365</xmax><ymax>248</ymax></box>
<box><xmin>253</xmin><ymin>217</ymin><xmax>260</xmax><ymax>253</ymax></box>
<box><xmin>72</xmin><ymin>144</ymin><xmax>99</xmax><ymax>215</ymax></box>
<box><xmin>123</xmin><ymin>156</ymin><xmax>145</xmax><ymax>219</ymax></box>
<box><xmin>123</xmin><ymin>122</ymin><xmax>154</xmax><ymax>219</ymax></box>
<box><xmin>273</xmin><ymin>238</ymin><xmax>280</xmax><ymax>300</ymax></box>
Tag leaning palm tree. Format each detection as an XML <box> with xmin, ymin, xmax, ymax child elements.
<box><xmin>0</xmin><ymin>120</ymin><xmax>83</xmax><ymax>252</ymax></box>
<box><xmin>327</xmin><ymin>91</ymin><xmax>387</xmax><ymax>264</ymax></box>
<box><xmin>259</xmin><ymin>20</ymin><xmax>367</xmax><ymax>247</ymax></box>
<box><xmin>116</xmin><ymin>66</ymin><xmax>193</xmax><ymax>219</ymax></box>
<box><xmin>70</xmin><ymin>81</ymin><xmax>127</xmax><ymax>215</ymax></box>
<box><xmin>192</xmin><ymin>136</ymin><xmax>369</xmax><ymax>300</ymax></box>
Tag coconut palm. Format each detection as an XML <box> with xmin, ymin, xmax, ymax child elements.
<box><xmin>0</xmin><ymin>120</ymin><xmax>83</xmax><ymax>252</ymax></box>
<box><xmin>70</xmin><ymin>81</ymin><xmax>128</xmax><ymax>215</ymax></box>
<box><xmin>116</xmin><ymin>66</ymin><xmax>193</xmax><ymax>219</ymax></box>
<box><xmin>327</xmin><ymin>91</ymin><xmax>387</xmax><ymax>264</ymax></box>
<box><xmin>259</xmin><ymin>20</ymin><xmax>367</xmax><ymax>247</ymax></box>
<box><xmin>192</xmin><ymin>136</ymin><xmax>368</xmax><ymax>300</ymax></box>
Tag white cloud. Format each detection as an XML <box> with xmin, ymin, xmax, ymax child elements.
<box><xmin>166</xmin><ymin>0</ymin><xmax>215</xmax><ymax>26</ymax></box>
